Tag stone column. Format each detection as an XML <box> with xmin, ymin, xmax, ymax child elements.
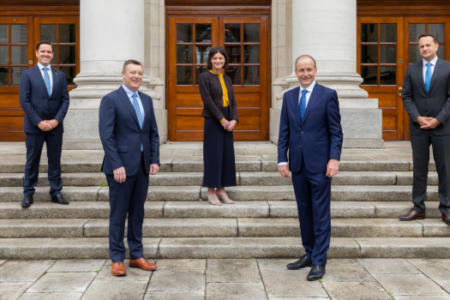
<box><xmin>271</xmin><ymin>0</ymin><xmax>383</xmax><ymax>148</ymax></box>
<box><xmin>64</xmin><ymin>0</ymin><xmax>164</xmax><ymax>148</ymax></box>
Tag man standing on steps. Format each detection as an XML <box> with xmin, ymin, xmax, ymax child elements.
<box><xmin>399</xmin><ymin>34</ymin><xmax>450</xmax><ymax>226</ymax></box>
<box><xmin>19</xmin><ymin>41</ymin><xmax>70</xmax><ymax>208</ymax></box>
<box><xmin>277</xmin><ymin>55</ymin><xmax>343</xmax><ymax>281</ymax></box>
<box><xmin>99</xmin><ymin>59</ymin><xmax>160</xmax><ymax>276</ymax></box>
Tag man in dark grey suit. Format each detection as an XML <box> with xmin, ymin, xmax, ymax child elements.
<box><xmin>399</xmin><ymin>34</ymin><xmax>450</xmax><ymax>225</ymax></box>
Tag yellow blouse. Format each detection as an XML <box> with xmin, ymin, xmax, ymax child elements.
<box><xmin>209</xmin><ymin>69</ymin><xmax>229</xmax><ymax>107</ymax></box>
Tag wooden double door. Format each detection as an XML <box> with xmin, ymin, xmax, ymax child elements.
<box><xmin>357</xmin><ymin>16</ymin><xmax>450</xmax><ymax>140</ymax></box>
<box><xmin>167</xmin><ymin>14</ymin><xmax>270</xmax><ymax>141</ymax></box>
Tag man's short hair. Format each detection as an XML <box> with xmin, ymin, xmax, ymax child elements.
<box><xmin>418</xmin><ymin>34</ymin><xmax>437</xmax><ymax>43</ymax></box>
<box><xmin>123</xmin><ymin>59</ymin><xmax>143</xmax><ymax>71</ymax></box>
<box><xmin>294</xmin><ymin>54</ymin><xmax>317</xmax><ymax>69</ymax></box>
<box><xmin>36</xmin><ymin>41</ymin><xmax>52</xmax><ymax>51</ymax></box>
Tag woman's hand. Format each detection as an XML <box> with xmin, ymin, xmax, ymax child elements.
<box><xmin>227</xmin><ymin>120</ymin><xmax>237</xmax><ymax>131</ymax></box>
<box><xmin>221</xmin><ymin>119</ymin><xmax>229</xmax><ymax>130</ymax></box>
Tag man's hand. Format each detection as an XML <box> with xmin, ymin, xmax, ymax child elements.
<box><xmin>420</xmin><ymin>117</ymin><xmax>440</xmax><ymax>129</ymax></box>
<box><xmin>416</xmin><ymin>116</ymin><xmax>430</xmax><ymax>127</ymax></box>
<box><xmin>278</xmin><ymin>164</ymin><xmax>290</xmax><ymax>178</ymax></box>
<box><xmin>326</xmin><ymin>159</ymin><xmax>339</xmax><ymax>177</ymax></box>
<box><xmin>48</xmin><ymin>119</ymin><xmax>59</xmax><ymax>129</ymax></box>
<box><xmin>113</xmin><ymin>166</ymin><xmax>126</xmax><ymax>183</ymax></box>
<box><xmin>37</xmin><ymin>120</ymin><xmax>52</xmax><ymax>131</ymax></box>
<box><xmin>150</xmin><ymin>163</ymin><xmax>159</xmax><ymax>175</ymax></box>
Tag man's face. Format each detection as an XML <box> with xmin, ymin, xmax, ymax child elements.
<box><xmin>295</xmin><ymin>57</ymin><xmax>317</xmax><ymax>88</ymax></box>
<box><xmin>36</xmin><ymin>44</ymin><xmax>53</xmax><ymax>66</ymax></box>
<box><xmin>418</xmin><ymin>36</ymin><xmax>439</xmax><ymax>62</ymax></box>
<box><xmin>122</xmin><ymin>63</ymin><xmax>144</xmax><ymax>91</ymax></box>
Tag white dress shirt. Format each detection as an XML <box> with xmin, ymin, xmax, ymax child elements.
<box><xmin>122</xmin><ymin>84</ymin><xmax>145</xmax><ymax>120</ymax></box>
<box><xmin>37</xmin><ymin>62</ymin><xmax>53</xmax><ymax>92</ymax></box>
<box><xmin>422</xmin><ymin>56</ymin><xmax>438</xmax><ymax>84</ymax></box>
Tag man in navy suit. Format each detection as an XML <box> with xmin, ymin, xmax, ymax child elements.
<box><xmin>278</xmin><ymin>55</ymin><xmax>343</xmax><ymax>281</ymax></box>
<box><xmin>19</xmin><ymin>41</ymin><xmax>70</xmax><ymax>208</ymax></box>
<box><xmin>99</xmin><ymin>59</ymin><xmax>160</xmax><ymax>276</ymax></box>
<box><xmin>399</xmin><ymin>34</ymin><xmax>450</xmax><ymax>225</ymax></box>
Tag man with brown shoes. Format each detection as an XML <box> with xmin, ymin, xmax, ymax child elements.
<box><xmin>399</xmin><ymin>34</ymin><xmax>450</xmax><ymax>226</ymax></box>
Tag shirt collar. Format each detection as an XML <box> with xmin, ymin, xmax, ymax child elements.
<box><xmin>300</xmin><ymin>81</ymin><xmax>316</xmax><ymax>94</ymax></box>
<box><xmin>423</xmin><ymin>56</ymin><xmax>438</xmax><ymax>66</ymax></box>
<box><xmin>37</xmin><ymin>62</ymin><xmax>51</xmax><ymax>70</ymax></box>
<box><xmin>122</xmin><ymin>84</ymin><xmax>139</xmax><ymax>98</ymax></box>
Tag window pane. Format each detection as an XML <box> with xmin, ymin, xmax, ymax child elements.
<box><xmin>177</xmin><ymin>45</ymin><xmax>192</xmax><ymax>63</ymax></box>
<box><xmin>51</xmin><ymin>46</ymin><xmax>58</xmax><ymax>64</ymax></box>
<box><xmin>195</xmin><ymin>46</ymin><xmax>210</xmax><ymax>64</ymax></box>
<box><xmin>409</xmin><ymin>45</ymin><xmax>420</xmax><ymax>63</ymax></box>
<box><xmin>195</xmin><ymin>24</ymin><xmax>211</xmax><ymax>43</ymax></box>
<box><xmin>11</xmin><ymin>46</ymin><xmax>27</xmax><ymax>64</ymax></box>
<box><xmin>0</xmin><ymin>25</ymin><xmax>8</xmax><ymax>43</ymax></box>
<box><xmin>380</xmin><ymin>66</ymin><xmax>396</xmax><ymax>85</ymax></box>
<box><xmin>225</xmin><ymin>24</ymin><xmax>240</xmax><ymax>42</ymax></box>
<box><xmin>361</xmin><ymin>24</ymin><xmax>377</xmax><ymax>42</ymax></box>
<box><xmin>361</xmin><ymin>45</ymin><xmax>377</xmax><ymax>63</ymax></box>
<box><xmin>244</xmin><ymin>66</ymin><xmax>259</xmax><ymax>84</ymax></box>
<box><xmin>177</xmin><ymin>24</ymin><xmax>192</xmax><ymax>43</ymax></box>
<box><xmin>409</xmin><ymin>24</ymin><xmax>425</xmax><ymax>42</ymax></box>
<box><xmin>12</xmin><ymin>67</ymin><xmax>25</xmax><ymax>85</ymax></box>
<box><xmin>195</xmin><ymin>65</ymin><xmax>207</xmax><ymax>85</ymax></box>
<box><xmin>380</xmin><ymin>24</ymin><xmax>396</xmax><ymax>42</ymax></box>
<box><xmin>60</xmin><ymin>24</ymin><xmax>76</xmax><ymax>43</ymax></box>
<box><xmin>40</xmin><ymin>24</ymin><xmax>57</xmax><ymax>43</ymax></box>
<box><xmin>11</xmin><ymin>25</ymin><xmax>27</xmax><ymax>43</ymax></box>
<box><xmin>60</xmin><ymin>45</ymin><xmax>75</xmax><ymax>64</ymax></box>
<box><xmin>380</xmin><ymin>45</ymin><xmax>396</xmax><ymax>63</ymax></box>
<box><xmin>244</xmin><ymin>46</ymin><xmax>259</xmax><ymax>63</ymax></box>
<box><xmin>226</xmin><ymin>46</ymin><xmax>240</xmax><ymax>64</ymax></box>
<box><xmin>429</xmin><ymin>24</ymin><xmax>444</xmax><ymax>42</ymax></box>
<box><xmin>60</xmin><ymin>66</ymin><xmax>76</xmax><ymax>85</ymax></box>
<box><xmin>244</xmin><ymin>24</ymin><xmax>259</xmax><ymax>42</ymax></box>
<box><xmin>0</xmin><ymin>68</ymin><xmax>8</xmax><ymax>85</ymax></box>
<box><xmin>438</xmin><ymin>45</ymin><xmax>444</xmax><ymax>58</ymax></box>
<box><xmin>226</xmin><ymin>66</ymin><xmax>240</xmax><ymax>85</ymax></box>
<box><xmin>361</xmin><ymin>66</ymin><xmax>377</xmax><ymax>85</ymax></box>
<box><xmin>177</xmin><ymin>66</ymin><xmax>192</xmax><ymax>84</ymax></box>
<box><xmin>0</xmin><ymin>46</ymin><xmax>8</xmax><ymax>64</ymax></box>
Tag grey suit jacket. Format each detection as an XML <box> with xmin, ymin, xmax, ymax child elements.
<box><xmin>402</xmin><ymin>58</ymin><xmax>450</xmax><ymax>136</ymax></box>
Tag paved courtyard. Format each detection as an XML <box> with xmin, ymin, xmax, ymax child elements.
<box><xmin>0</xmin><ymin>258</ymin><xmax>449</xmax><ymax>299</ymax></box>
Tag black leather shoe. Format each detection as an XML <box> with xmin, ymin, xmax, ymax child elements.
<box><xmin>21</xmin><ymin>195</ymin><xmax>33</xmax><ymax>208</ymax></box>
<box><xmin>442</xmin><ymin>213</ymin><xmax>450</xmax><ymax>226</ymax></box>
<box><xmin>307</xmin><ymin>265</ymin><xmax>325</xmax><ymax>281</ymax></box>
<box><xmin>51</xmin><ymin>193</ymin><xmax>69</xmax><ymax>205</ymax></box>
<box><xmin>287</xmin><ymin>255</ymin><xmax>312</xmax><ymax>270</ymax></box>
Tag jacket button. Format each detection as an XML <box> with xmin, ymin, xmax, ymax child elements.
<box><xmin>301</xmin><ymin>131</ymin><xmax>304</xmax><ymax>134</ymax></box>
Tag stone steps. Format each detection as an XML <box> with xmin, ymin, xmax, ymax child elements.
<box><xmin>0</xmin><ymin>185</ymin><xmax>439</xmax><ymax>202</ymax></box>
<box><xmin>0</xmin><ymin>201</ymin><xmax>442</xmax><ymax>219</ymax></box>
<box><xmin>0</xmin><ymin>237</ymin><xmax>448</xmax><ymax>259</ymax></box>
<box><xmin>0</xmin><ymin>171</ymin><xmax>439</xmax><ymax>187</ymax></box>
<box><xmin>0</xmin><ymin>217</ymin><xmax>448</xmax><ymax>239</ymax></box>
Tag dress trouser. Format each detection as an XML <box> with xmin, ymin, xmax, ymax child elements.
<box><xmin>411</xmin><ymin>133</ymin><xmax>450</xmax><ymax>214</ymax></box>
<box><xmin>106</xmin><ymin>155</ymin><xmax>148</xmax><ymax>262</ymax></box>
<box><xmin>24</xmin><ymin>130</ymin><xmax>63</xmax><ymax>197</ymax></box>
<box><xmin>291</xmin><ymin>168</ymin><xmax>331</xmax><ymax>266</ymax></box>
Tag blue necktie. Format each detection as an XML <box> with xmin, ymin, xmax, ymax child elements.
<box><xmin>131</xmin><ymin>93</ymin><xmax>143</xmax><ymax>128</ymax></box>
<box><xmin>425</xmin><ymin>62</ymin><xmax>432</xmax><ymax>92</ymax></box>
<box><xmin>42</xmin><ymin>67</ymin><xmax>52</xmax><ymax>96</ymax></box>
<box><xmin>299</xmin><ymin>89</ymin><xmax>308</xmax><ymax>120</ymax></box>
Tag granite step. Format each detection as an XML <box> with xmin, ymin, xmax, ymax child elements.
<box><xmin>0</xmin><ymin>217</ymin><xmax>447</xmax><ymax>238</ymax></box>
<box><xmin>0</xmin><ymin>237</ymin><xmax>448</xmax><ymax>259</ymax></box>
<box><xmin>0</xmin><ymin>185</ymin><xmax>439</xmax><ymax>202</ymax></box>
<box><xmin>0</xmin><ymin>201</ymin><xmax>442</xmax><ymax>219</ymax></box>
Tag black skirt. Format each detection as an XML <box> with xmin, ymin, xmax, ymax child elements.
<box><xmin>202</xmin><ymin>107</ymin><xmax>237</xmax><ymax>188</ymax></box>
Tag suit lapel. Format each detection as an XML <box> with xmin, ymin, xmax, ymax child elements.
<box><xmin>139</xmin><ymin>91</ymin><xmax>150</xmax><ymax>128</ymax></box>
<box><xmin>302</xmin><ymin>84</ymin><xmax>320</xmax><ymax>123</ymax></box>
<box><xmin>50</xmin><ymin>68</ymin><xmax>58</xmax><ymax>96</ymax></box>
<box><xmin>32</xmin><ymin>66</ymin><xmax>48</xmax><ymax>95</ymax></box>
<box><xmin>290</xmin><ymin>87</ymin><xmax>301</xmax><ymax>126</ymax></box>
<box><xmin>428</xmin><ymin>58</ymin><xmax>443</xmax><ymax>92</ymax></box>
<box><xmin>119</xmin><ymin>86</ymin><xmax>141</xmax><ymax>129</ymax></box>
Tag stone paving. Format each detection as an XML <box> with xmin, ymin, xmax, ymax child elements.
<box><xmin>0</xmin><ymin>258</ymin><xmax>448</xmax><ymax>300</ymax></box>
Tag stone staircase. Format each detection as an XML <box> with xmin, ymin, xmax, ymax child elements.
<box><xmin>0</xmin><ymin>142</ymin><xmax>448</xmax><ymax>259</ymax></box>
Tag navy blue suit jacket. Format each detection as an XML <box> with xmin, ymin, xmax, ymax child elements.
<box><xmin>278</xmin><ymin>84</ymin><xmax>343</xmax><ymax>174</ymax></box>
<box><xmin>19</xmin><ymin>65</ymin><xmax>70</xmax><ymax>133</ymax></box>
<box><xmin>99</xmin><ymin>86</ymin><xmax>160</xmax><ymax>176</ymax></box>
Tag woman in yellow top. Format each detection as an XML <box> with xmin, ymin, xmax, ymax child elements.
<box><xmin>198</xmin><ymin>46</ymin><xmax>238</xmax><ymax>205</ymax></box>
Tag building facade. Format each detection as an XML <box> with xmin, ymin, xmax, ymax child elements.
<box><xmin>0</xmin><ymin>0</ymin><xmax>449</xmax><ymax>147</ymax></box>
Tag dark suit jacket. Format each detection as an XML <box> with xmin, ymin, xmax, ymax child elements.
<box><xmin>19</xmin><ymin>65</ymin><xmax>70</xmax><ymax>134</ymax></box>
<box><xmin>402</xmin><ymin>58</ymin><xmax>450</xmax><ymax>136</ymax></box>
<box><xmin>278</xmin><ymin>84</ymin><xmax>343</xmax><ymax>174</ymax></box>
<box><xmin>99</xmin><ymin>86</ymin><xmax>160</xmax><ymax>176</ymax></box>
<box><xmin>199</xmin><ymin>71</ymin><xmax>238</xmax><ymax>122</ymax></box>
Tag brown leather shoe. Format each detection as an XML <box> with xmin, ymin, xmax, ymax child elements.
<box><xmin>111</xmin><ymin>262</ymin><xmax>126</xmax><ymax>276</ymax></box>
<box><xmin>129</xmin><ymin>258</ymin><xmax>157</xmax><ymax>271</ymax></box>
<box><xmin>442</xmin><ymin>213</ymin><xmax>450</xmax><ymax>225</ymax></box>
<box><xmin>399</xmin><ymin>209</ymin><xmax>425</xmax><ymax>221</ymax></box>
